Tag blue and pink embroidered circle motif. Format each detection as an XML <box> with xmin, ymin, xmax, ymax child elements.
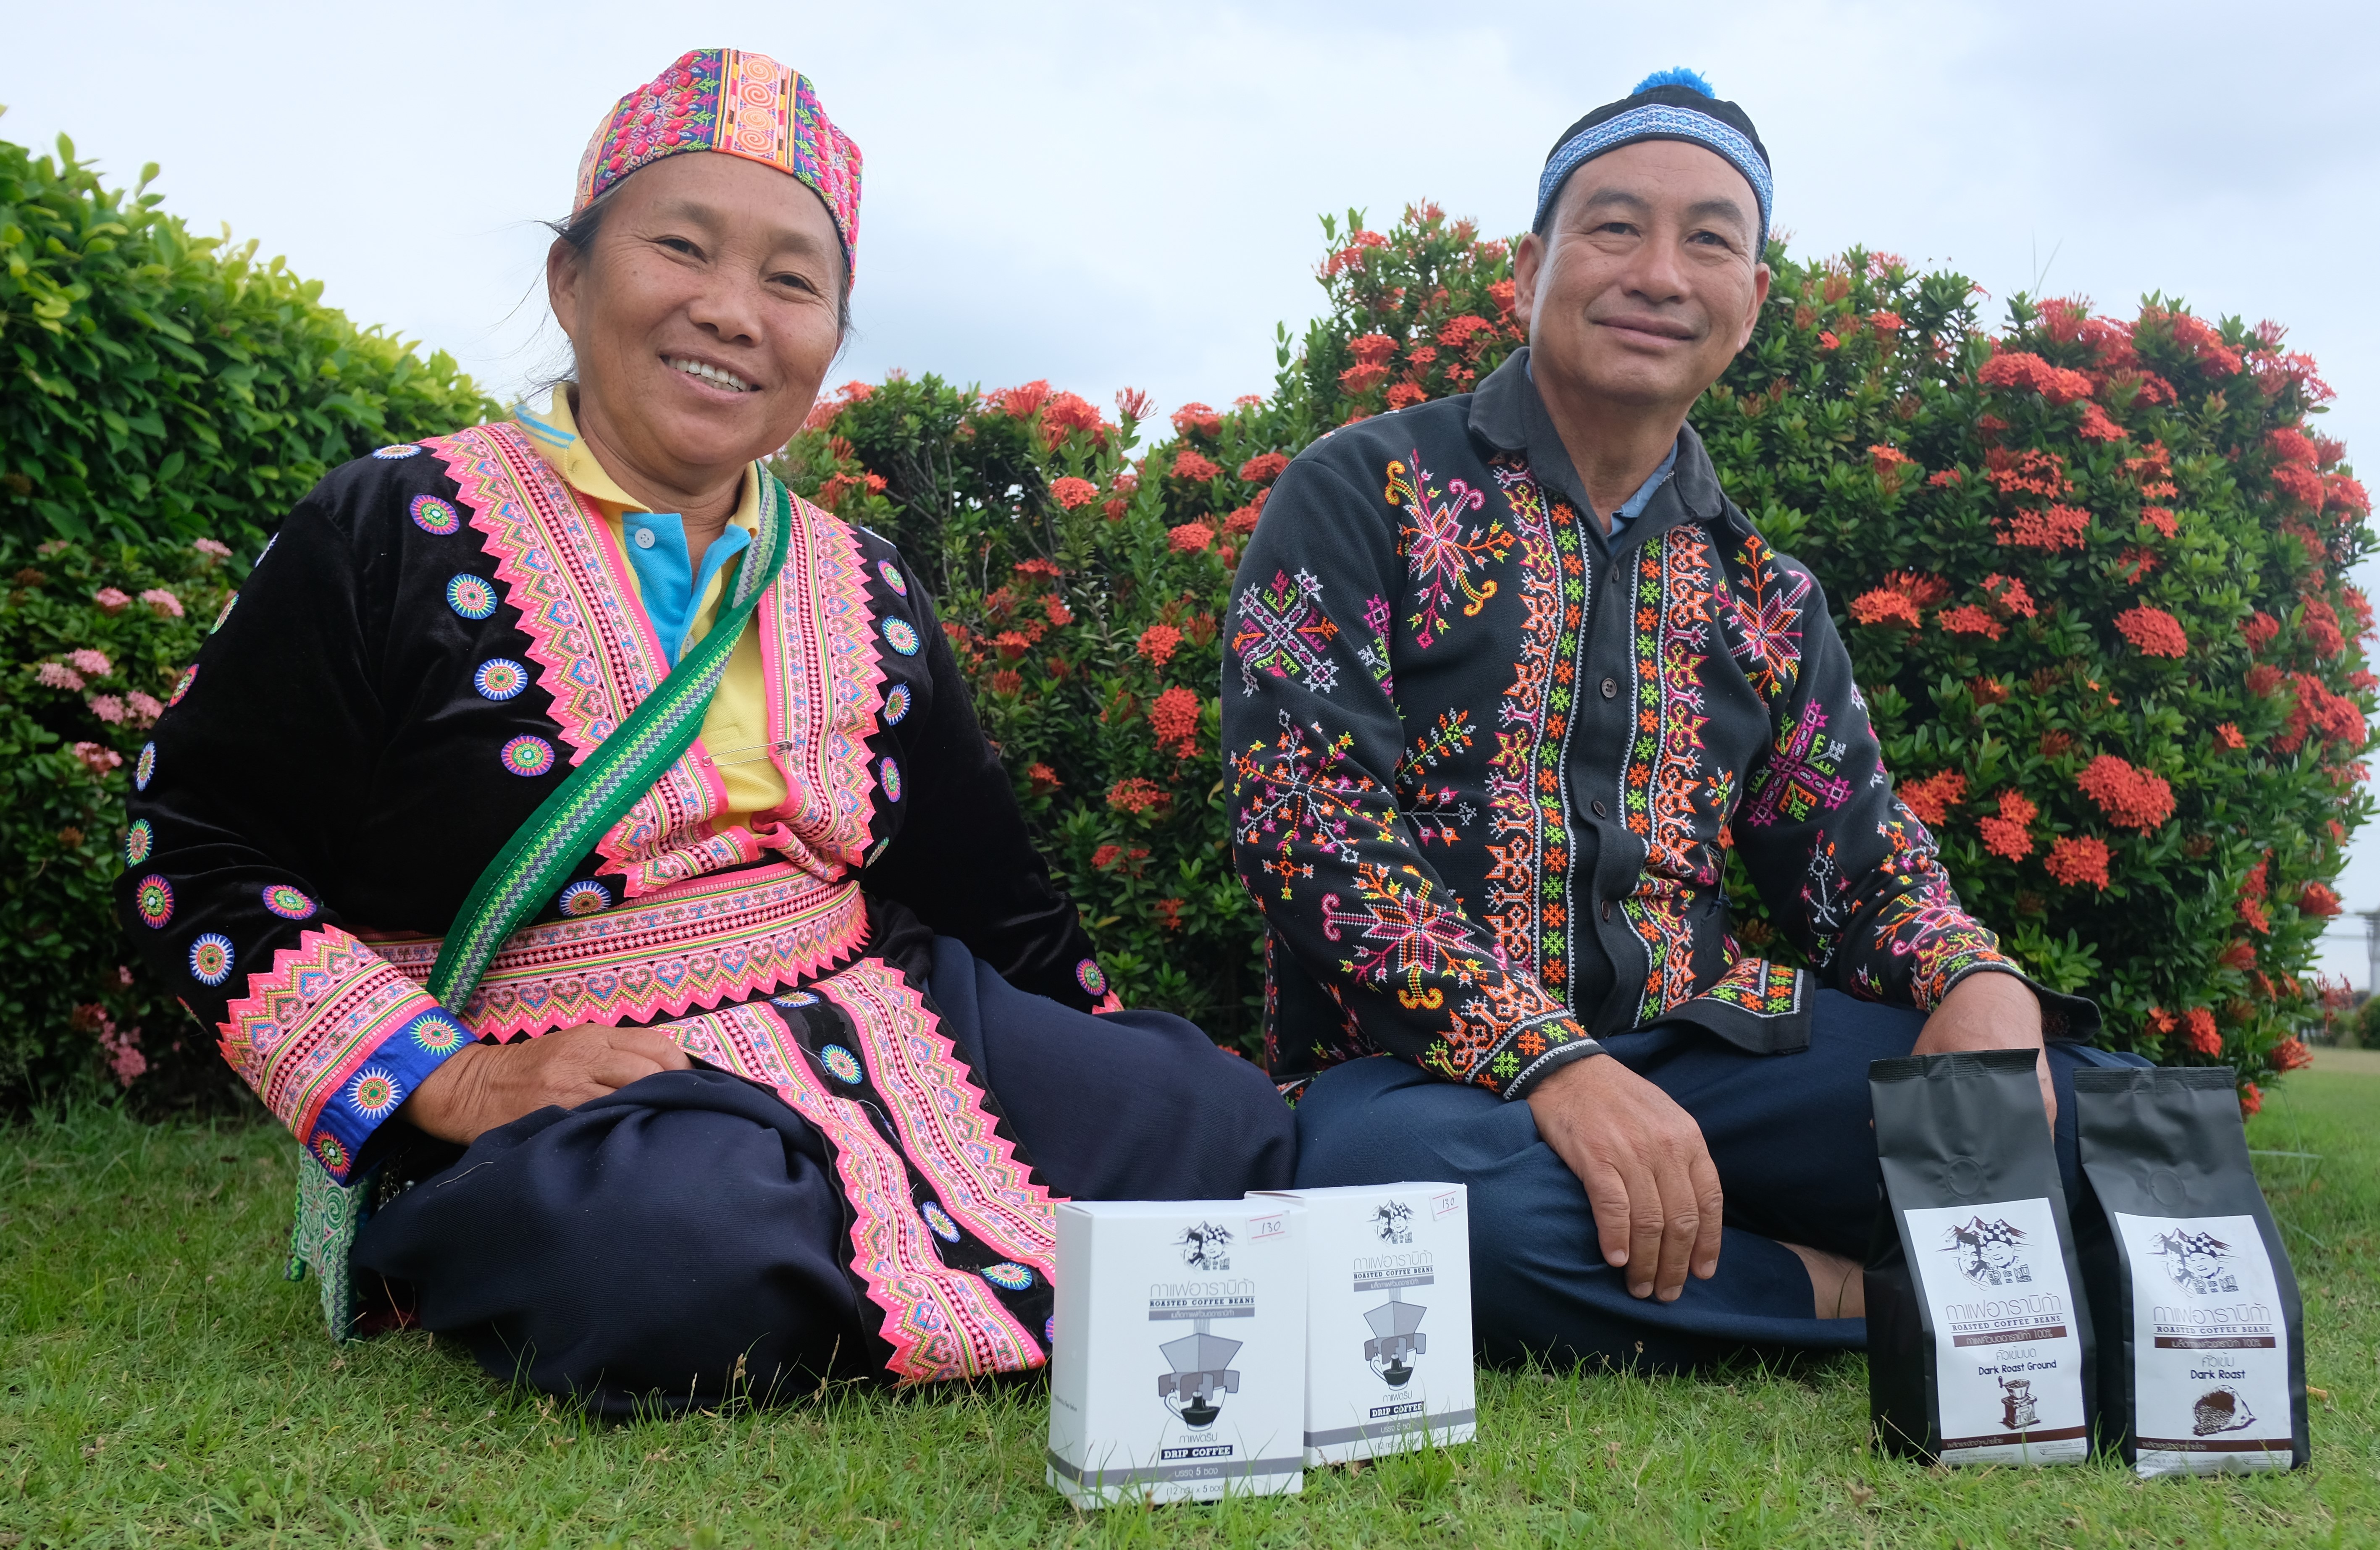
<box><xmin>880</xmin><ymin>757</ymin><xmax>902</xmax><ymax>802</ymax></box>
<box><xmin>558</xmin><ymin>880</ymin><xmax>612</xmax><ymax>915</ymax></box>
<box><xmin>373</xmin><ymin>444</ymin><xmax>423</xmax><ymax>460</ymax></box>
<box><xmin>262</xmin><ymin>884</ymin><xmax>316</xmax><ymax>920</ymax></box>
<box><xmin>134</xmin><ymin>742</ymin><xmax>156</xmax><ymax>791</ymax></box>
<box><xmin>882</xmin><ymin>617</ymin><xmax>919</xmax><ymax>656</ymax></box>
<box><xmin>312</xmin><ymin>1133</ymin><xmax>349</xmax><ymax>1171</ymax></box>
<box><xmin>501</xmin><ymin>736</ymin><xmax>556</xmax><ymax>777</ymax></box>
<box><xmin>123</xmin><ymin>821</ymin><xmax>153</xmax><ymax>866</ymax></box>
<box><xmin>877</xmin><ymin>559</ymin><xmax>908</xmax><ymax>596</ymax></box>
<box><xmin>446</xmin><ymin>574</ymin><xmax>499</xmax><ymax>620</ymax></box>
<box><xmin>347</xmin><ymin>1066</ymin><xmax>402</xmax><ymax>1120</ymax></box>
<box><xmin>212</xmin><ymin>594</ymin><xmax>237</xmax><ymax>632</ymax></box>
<box><xmin>883</xmin><ymin>684</ymin><xmax>911</xmax><ymax>725</ymax></box>
<box><xmin>1076</xmin><ymin>958</ymin><xmax>1107</xmax><ymax>997</ymax></box>
<box><xmin>922</xmin><ymin>1200</ymin><xmax>961</xmax><ymax>1242</ymax></box>
<box><xmin>474</xmin><ymin>659</ymin><xmax>528</xmax><ymax>700</ymax></box>
<box><xmin>772</xmin><ymin>991</ymin><xmax>819</xmax><ymax>1010</ymax></box>
<box><xmin>409</xmin><ymin>494</ymin><xmax>461</xmax><ymax>535</ymax></box>
<box><xmin>135</xmin><ymin>875</ymin><xmax>173</xmax><ymax>928</ymax></box>
<box><xmin>410</xmin><ymin>1012</ymin><xmax>468</xmax><ymax>1054</ymax></box>
<box><xmin>980</xmin><ymin>1262</ymin><xmax>1034</xmax><ymax>1291</ymax></box>
<box><xmin>188</xmin><ymin>933</ymin><xmax>233</xmax><ymax>986</ymax></box>
<box><xmin>167</xmin><ymin>665</ymin><xmax>197</xmax><ymax>707</ymax></box>
<box><xmin>820</xmin><ymin>1044</ymin><xmax>863</xmax><ymax>1084</ymax></box>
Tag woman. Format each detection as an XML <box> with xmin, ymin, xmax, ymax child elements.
<box><xmin>118</xmin><ymin>48</ymin><xmax>1293</xmax><ymax>1411</ymax></box>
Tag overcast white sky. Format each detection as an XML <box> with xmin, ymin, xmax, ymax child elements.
<box><xmin>8</xmin><ymin>0</ymin><xmax>2378</xmax><ymax>981</ymax></box>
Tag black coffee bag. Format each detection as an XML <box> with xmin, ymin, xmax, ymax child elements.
<box><xmin>2074</xmin><ymin>1066</ymin><xmax>2308</xmax><ymax>1476</ymax></box>
<box><xmin>1868</xmin><ymin>1049</ymin><xmax>2094</xmax><ymax>1465</ymax></box>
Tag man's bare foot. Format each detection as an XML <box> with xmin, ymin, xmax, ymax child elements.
<box><xmin>1781</xmin><ymin>1242</ymin><xmax>1865</xmax><ymax>1319</ymax></box>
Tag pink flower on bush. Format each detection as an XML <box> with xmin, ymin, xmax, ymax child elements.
<box><xmin>93</xmin><ymin>587</ymin><xmax>130</xmax><ymax>614</ymax></box>
<box><xmin>87</xmin><ymin>695</ymin><xmax>128</xmax><ymax>724</ymax></box>
<box><xmin>69</xmin><ymin>649</ymin><xmax>110</xmax><ymax>677</ymax></box>
<box><xmin>71</xmin><ymin>741</ymin><xmax>121</xmax><ymax>776</ymax></box>
<box><xmin>193</xmin><ymin>538</ymin><xmax>232</xmax><ymax>560</ymax></box>
<box><xmin>2044</xmin><ymin>834</ymin><xmax>2112</xmax><ymax>889</ymax></box>
<box><xmin>2114</xmin><ymin>605</ymin><xmax>2188</xmax><ymax>658</ymax></box>
<box><xmin>1049</xmin><ymin>476</ymin><xmax>1099</xmax><ymax>510</ymax></box>
<box><xmin>35</xmin><ymin>662</ymin><xmax>85</xmax><ymax>690</ymax></box>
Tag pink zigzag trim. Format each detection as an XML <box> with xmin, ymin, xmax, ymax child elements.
<box><xmin>216</xmin><ymin>925</ymin><xmax>442</xmax><ymax>1141</ymax></box>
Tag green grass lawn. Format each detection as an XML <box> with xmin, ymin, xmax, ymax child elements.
<box><xmin>3</xmin><ymin>1073</ymin><xmax>2373</xmax><ymax>1549</ymax></box>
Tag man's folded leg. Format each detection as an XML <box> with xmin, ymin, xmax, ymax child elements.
<box><xmin>1291</xmin><ymin>1052</ymin><xmax>1866</xmax><ymax>1371</ymax></box>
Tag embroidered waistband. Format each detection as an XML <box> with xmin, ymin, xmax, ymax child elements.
<box><xmin>368</xmin><ymin>863</ymin><xmax>867</xmax><ymax>1038</ymax></box>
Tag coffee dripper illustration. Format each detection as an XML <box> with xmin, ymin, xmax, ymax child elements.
<box><xmin>1363</xmin><ymin>1288</ymin><xmax>1429</xmax><ymax>1388</ymax></box>
<box><xmin>1157</xmin><ymin>1322</ymin><xmax>1244</xmax><ymax>1428</ymax></box>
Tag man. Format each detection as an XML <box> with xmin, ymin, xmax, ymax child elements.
<box><xmin>1226</xmin><ymin>70</ymin><xmax>2130</xmax><ymax>1367</ymax></box>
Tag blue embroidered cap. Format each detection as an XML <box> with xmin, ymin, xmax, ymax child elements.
<box><xmin>1534</xmin><ymin>68</ymin><xmax>1773</xmax><ymax>254</ymax></box>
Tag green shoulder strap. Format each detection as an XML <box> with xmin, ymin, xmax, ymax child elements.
<box><xmin>290</xmin><ymin>469</ymin><xmax>798</xmax><ymax>1339</ymax></box>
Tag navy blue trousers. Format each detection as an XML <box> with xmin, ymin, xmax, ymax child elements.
<box><xmin>1293</xmin><ymin>990</ymin><xmax>2146</xmax><ymax>1371</ymax></box>
<box><xmin>352</xmin><ymin>938</ymin><xmax>1294</xmax><ymax>1413</ymax></box>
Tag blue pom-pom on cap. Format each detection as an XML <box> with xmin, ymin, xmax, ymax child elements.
<box><xmin>1632</xmin><ymin>67</ymin><xmax>1715</xmax><ymax>97</ymax></box>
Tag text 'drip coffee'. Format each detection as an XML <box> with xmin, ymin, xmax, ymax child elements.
<box><xmin>1253</xmin><ymin>1182</ymin><xmax>1476</xmax><ymax>1466</ymax></box>
<box><xmin>1868</xmin><ymin>1049</ymin><xmax>2094</xmax><ymax>1466</ymax></box>
<box><xmin>2075</xmin><ymin>1066</ymin><xmax>2308</xmax><ymax>1477</ymax></box>
<box><xmin>1046</xmin><ymin>1199</ymin><xmax>1307</xmax><ymax>1506</ymax></box>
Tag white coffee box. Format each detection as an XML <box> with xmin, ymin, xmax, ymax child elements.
<box><xmin>1253</xmin><ymin>1182</ymin><xmax>1476</xmax><ymax>1466</ymax></box>
<box><xmin>1045</xmin><ymin>1199</ymin><xmax>1307</xmax><ymax>1507</ymax></box>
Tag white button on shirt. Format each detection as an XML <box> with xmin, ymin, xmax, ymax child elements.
<box><xmin>633</xmin><ymin>526</ymin><xmax>657</xmax><ymax>549</ymax></box>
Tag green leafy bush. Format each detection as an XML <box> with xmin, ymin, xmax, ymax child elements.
<box><xmin>793</xmin><ymin>207</ymin><xmax>2371</xmax><ymax>1099</ymax></box>
<box><xmin>0</xmin><ymin>130</ymin><xmax>496</xmax><ymax>548</ymax></box>
<box><xmin>0</xmin><ymin>540</ymin><xmax>233</xmax><ymax>1105</ymax></box>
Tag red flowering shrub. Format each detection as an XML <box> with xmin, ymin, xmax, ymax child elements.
<box><xmin>777</xmin><ymin>207</ymin><xmax>2369</xmax><ymax>1094</ymax></box>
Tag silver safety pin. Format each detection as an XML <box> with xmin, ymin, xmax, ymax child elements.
<box><xmin>696</xmin><ymin>740</ymin><xmax>796</xmax><ymax>768</ymax></box>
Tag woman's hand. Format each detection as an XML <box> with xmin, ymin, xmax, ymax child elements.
<box><xmin>397</xmin><ymin>1023</ymin><xmax>692</xmax><ymax>1146</ymax></box>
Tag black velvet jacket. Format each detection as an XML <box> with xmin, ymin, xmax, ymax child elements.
<box><xmin>1226</xmin><ymin>351</ymin><xmax>2092</xmax><ymax>1099</ymax></box>
<box><xmin>115</xmin><ymin>423</ymin><xmax>1109</xmax><ymax>1179</ymax></box>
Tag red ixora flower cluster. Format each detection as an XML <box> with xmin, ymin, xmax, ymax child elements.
<box><xmin>1171</xmin><ymin>449</ymin><xmax>1223</xmax><ymax>483</ymax></box>
<box><xmin>1049</xmin><ymin>476</ymin><xmax>1099</xmax><ymax>510</ymax></box>
<box><xmin>2113</xmin><ymin>604</ymin><xmax>2189</xmax><ymax>658</ymax></box>
<box><xmin>1979</xmin><ymin>348</ymin><xmax>2096</xmax><ymax>406</ymax></box>
<box><xmin>2277</xmin><ymin>671</ymin><xmax>2363</xmax><ymax>754</ymax></box>
<box><xmin>1148</xmin><ymin>685</ymin><xmax>1202</xmax><ymax>756</ymax></box>
<box><xmin>1106</xmin><ymin>777</ymin><xmax>1169</xmax><ymax>816</ymax></box>
<box><xmin>1896</xmin><ymin>769</ymin><xmax>1965</xmax><ymax>826</ymax></box>
<box><xmin>2076</xmin><ymin>755</ymin><xmax>2176</xmax><ymax>831</ymax></box>
<box><xmin>1977</xmin><ymin>790</ymin><xmax>2039</xmax><ymax>860</ymax></box>
<box><xmin>1239</xmin><ymin>452</ymin><xmax>1290</xmax><ymax>485</ymax></box>
<box><xmin>2044</xmin><ymin>834</ymin><xmax>2112</xmax><ymax>890</ymax></box>
<box><xmin>1137</xmin><ymin>623</ymin><xmax>1183</xmax><ymax>668</ymax></box>
<box><xmin>2183</xmin><ymin>1006</ymin><xmax>2222</xmax><ymax>1056</ymax></box>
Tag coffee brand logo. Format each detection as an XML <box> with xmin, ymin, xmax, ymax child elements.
<box><xmin>1940</xmin><ymin>1216</ymin><xmax>2034</xmax><ymax>1288</ymax></box>
<box><xmin>1371</xmin><ymin>1200</ymin><xmax>1413</xmax><ymax>1245</ymax></box>
<box><xmin>1177</xmin><ymin>1221</ymin><xmax>1233</xmax><ymax>1272</ymax></box>
<box><xmin>2151</xmin><ymin>1227</ymin><xmax>2240</xmax><ymax>1296</ymax></box>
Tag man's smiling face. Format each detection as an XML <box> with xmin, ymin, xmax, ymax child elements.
<box><xmin>1513</xmin><ymin>138</ymin><xmax>1769</xmax><ymax>417</ymax></box>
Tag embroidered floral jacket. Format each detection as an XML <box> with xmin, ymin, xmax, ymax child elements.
<box><xmin>116</xmin><ymin>422</ymin><xmax>1112</xmax><ymax>1379</ymax></box>
<box><xmin>1227</xmin><ymin>351</ymin><xmax>2092</xmax><ymax>1099</ymax></box>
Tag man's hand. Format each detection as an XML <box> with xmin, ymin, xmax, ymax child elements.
<box><xmin>1525</xmin><ymin>1053</ymin><xmax>1723</xmax><ymax>1301</ymax></box>
<box><xmin>1913</xmin><ymin>971</ymin><xmax>2053</xmax><ymax>1128</ymax></box>
<box><xmin>396</xmin><ymin>1023</ymin><xmax>692</xmax><ymax>1146</ymax></box>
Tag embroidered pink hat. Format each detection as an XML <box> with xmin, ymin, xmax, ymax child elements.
<box><xmin>574</xmin><ymin>48</ymin><xmax>863</xmax><ymax>275</ymax></box>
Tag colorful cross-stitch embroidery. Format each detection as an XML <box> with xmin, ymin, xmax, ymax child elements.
<box><xmin>1386</xmin><ymin>451</ymin><xmax>1510</xmax><ymax>648</ymax></box>
<box><xmin>167</xmin><ymin>665</ymin><xmax>197</xmax><ymax>707</ymax></box>
<box><xmin>883</xmin><ymin>684</ymin><xmax>912</xmax><ymax>724</ymax></box>
<box><xmin>557</xmin><ymin>879</ymin><xmax>612</xmax><ymax>916</ymax></box>
<box><xmin>981</xmin><ymin>1262</ymin><xmax>1035</xmax><ymax>1291</ymax></box>
<box><xmin>882</xmin><ymin>617</ymin><xmax>919</xmax><ymax>656</ymax></box>
<box><xmin>135</xmin><ymin>742</ymin><xmax>155</xmax><ymax>791</ymax></box>
<box><xmin>820</xmin><ymin>1043</ymin><xmax>864</xmax><ymax>1083</ymax></box>
<box><xmin>1075</xmin><ymin>958</ymin><xmax>1107</xmax><ymax>996</ymax></box>
<box><xmin>1232</xmin><ymin>568</ymin><xmax>1339</xmax><ymax>695</ymax></box>
<box><xmin>879</xmin><ymin>756</ymin><xmax>901</xmax><ymax>803</ymax></box>
<box><xmin>373</xmin><ymin>445</ymin><xmax>423</xmax><ymax>460</ymax></box>
<box><xmin>124</xmin><ymin>820</ymin><xmax>153</xmax><ymax>866</ymax></box>
<box><xmin>877</xmin><ymin>559</ymin><xmax>907</xmax><ymax>595</ymax></box>
<box><xmin>922</xmin><ymin>1200</ymin><xmax>961</xmax><ymax>1241</ymax></box>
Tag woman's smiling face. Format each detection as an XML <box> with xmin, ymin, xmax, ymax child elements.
<box><xmin>549</xmin><ymin>150</ymin><xmax>845</xmax><ymax>496</ymax></box>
